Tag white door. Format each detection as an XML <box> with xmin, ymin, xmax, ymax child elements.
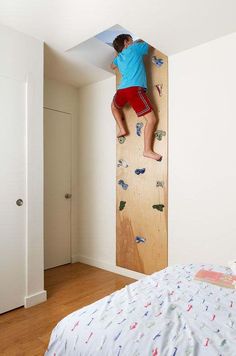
<box><xmin>0</xmin><ymin>76</ymin><xmax>26</xmax><ymax>314</ymax></box>
<box><xmin>44</xmin><ymin>108</ymin><xmax>72</xmax><ymax>269</ymax></box>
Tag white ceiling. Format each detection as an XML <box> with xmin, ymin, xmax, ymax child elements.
<box><xmin>0</xmin><ymin>0</ymin><xmax>236</xmax><ymax>88</ymax></box>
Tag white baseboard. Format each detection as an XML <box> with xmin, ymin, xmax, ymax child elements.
<box><xmin>24</xmin><ymin>290</ymin><xmax>47</xmax><ymax>308</ymax></box>
<box><xmin>72</xmin><ymin>254</ymin><xmax>147</xmax><ymax>280</ymax></box>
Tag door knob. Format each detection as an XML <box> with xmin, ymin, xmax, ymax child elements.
<box><xmin>16</xmin><ymin>199</ymin><xmax>23</xmax><ymax>206</ymax></box>
<box><xmin>65</xmin><ymin>193</ymin><xmax>72</xmax><ymax>199</ymax></box>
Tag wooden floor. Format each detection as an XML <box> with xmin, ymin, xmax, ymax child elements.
<box><xmin>0</xmin><ymin>262</ymin><xmax>135</xmax><ymax>355</ymax></box>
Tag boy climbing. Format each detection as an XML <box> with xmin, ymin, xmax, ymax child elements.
<box><xmin>111</xmin><ymin>34</ymin><xmax>162</xmax><ymax>162</ymax></box>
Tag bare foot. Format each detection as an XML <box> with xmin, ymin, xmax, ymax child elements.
<box><xmin>143</xmin><ymin>151</ymin><xmax>162</xmax><ymax>161</ymax></box>
<box><xmin>117</xmin><ymin>130</ymin><xmax>127</xmax><ymax>138</ymax></box>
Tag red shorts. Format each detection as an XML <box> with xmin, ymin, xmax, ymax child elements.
<box><xmin>113</xmin><ymin>86</ymin><xmax>153</xmax><ymax>117</ymax></box>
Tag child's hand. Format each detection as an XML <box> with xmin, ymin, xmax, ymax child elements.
<box><xmin>111</xmin><ymin>51</ymin><xmax>118</xmax><ymax>70</ymax></box>
<box><xmin>111</xmin><ymin>62</ymin><xmax>117</xmax><ymax>70</ymax></box>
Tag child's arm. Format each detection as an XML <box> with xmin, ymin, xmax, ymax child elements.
<box><xmin>111</xmin><ymin>51</ymin><xmax>118</xmax><ymax>70</ymax></box>
<box><xmin>111</xmin><ymin>63</ymin><xmax>117</xmax><ymax>70</ymax></box>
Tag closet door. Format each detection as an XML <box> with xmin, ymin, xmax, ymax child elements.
<box><xmin>0</xmin><ymin>76</ymin><xmax>26</xmax><ymax>314</ymax></box>
<box><xmin>44</xmin><ymin>108</ymin><xmax>72</xmax><ymax>269</ymax></box>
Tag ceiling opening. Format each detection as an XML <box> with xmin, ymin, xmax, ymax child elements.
<box><xmin>65</xmin><ymin>24</ymin><xmax>140</xmax><ymax>74</ymax></box>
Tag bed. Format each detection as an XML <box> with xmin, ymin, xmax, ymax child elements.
<box><xmin>45</xmin><ymin>264</ymin><xmax>236</xmax><ymax>355</ymax></box>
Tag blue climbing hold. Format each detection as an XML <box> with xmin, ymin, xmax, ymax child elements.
<box><xmin>136</xmin><ymin>122</ymin><xmax>143</xmax><ymax>136</ymax></box>
<box><xmin>118</xmin><ymin>179</ymin><xmax>128</xmax><ymax>190</ymax></box>
<box><xmin>135</xmin><ymin>236</ymin><xmax>146</xmax><ymax>244</ymax></box>
<box><xmin>135</xmin><ymin>168</ymin><xmax>146</xmax><ymax>175</ymax></box>
<box><xmin>152</xmin><ymin>56</ymin><xmax>164</xmax><ymax>67</ymax></box>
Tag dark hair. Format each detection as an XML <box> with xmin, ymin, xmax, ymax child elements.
<box><xmin>113</xmin><ymin>34</ymin><xmax>132</xmax><ymax>53</ymax></box>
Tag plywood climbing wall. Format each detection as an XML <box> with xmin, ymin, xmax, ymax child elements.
<box><xmin>116</xmin><ymin>46</ymin><xmax>168</xmax><ymax>275</ymax></box>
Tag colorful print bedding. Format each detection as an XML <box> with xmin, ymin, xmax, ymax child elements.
<box><xmin>45</xmin><ymin>264</ymin><xmax>236</xmax><ymax>355</ymax></box>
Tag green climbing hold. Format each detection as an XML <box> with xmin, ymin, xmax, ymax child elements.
<box><xmin>152</xmin><ymin>204</ymin><xmax>165</xmax><ymax>212</ymax></box>
<box><xmin>156</xmin><ymin>181</ymin><xmax>164</xmax><ymax>188</ymax></box>
<box><xmin>117</xmin><ymin>159</ymin><xmax>128</xmax><ymax>168</ymax></box>
<box><xmin>118</xmin><ymin>136</ymin><xmax>126</xmax><ymax>144</ymax></box>
<box><xmin>119</xmin><ymin>201</ymin><xmax>126</xmax><ymax>211</ymax></box>
<box><xmin>154</xmin><ymin>130</ymin><xmax>166</xmax><ymax>141</ymax></box>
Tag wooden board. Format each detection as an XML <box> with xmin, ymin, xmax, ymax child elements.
<box><xmin>116</xmin><ymin>46</ymin><xmax>168</xmax><ymax>274</ymax></box>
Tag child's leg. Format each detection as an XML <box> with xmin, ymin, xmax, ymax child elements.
<box><xmin>128</xmin><ymin>87</ymin><xmax>162</xmax><ymax>161</ymax></box>
<box><xmin>142</xmin><ymin>111</ymin><xmax>162</xmax><ymax>161</ymax></box>
<box><xmin>111</xmin><ymin>101</ymin><xmax>127</xmax><ymax>137</ymax></box>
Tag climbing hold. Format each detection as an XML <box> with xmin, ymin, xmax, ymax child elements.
<box><xmin>118</xmin><ymin>136</ymin><xmax>126</xmax><ymax>144</ymax></box>
<box><xmin>119</xmin><ymin>201</ymin><xmax>126</xmax><ymax>211</ymax></box>
<box><xmin>156</xmin><ymin>181</ymin><xmax>164</xmax><ymax>188</ymax></box>
<box><xmin>155</xmin><ymin>84</ymin><xmax>163</xmax><ymax>97</ymax></box>
<box><xmin>117</xmin><ymin>159</ymin><xmax>129</xmax><ymax>168</ymax></box>
<box><xmin>118</xmin><ymin>179</ymin><xmax>128</xmax><ymax>190</ymax></box>
<box><xmin>154</xmin><ymin>130</ymin><xmax>166</xmax><ymax>141</ymax></box>
<box><xmin>135</xmin><ymin>236</ymin><xmax>146</xmax><ymax>244</ymax></box>
<box><xmin>152</xmin><ymin>204</ymin><xmax>165</xmax><ymax>212</ymax></box>
<box><xmin>135</xmin><ymin>168</ymin><xmax>146</xmax><ymax>175</ymax></box>
<box><xmin>152</xmin><ymin>56</ymin><xmax>164</xmax><ymax>67</ymax></box>
<box><xmin>136</xmin><ymin>122</ymin><xmax>144</xmax><ymax>137</ymax></box>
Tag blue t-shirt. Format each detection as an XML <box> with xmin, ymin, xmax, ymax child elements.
<box><xmin>113</xmin><ymin>42</ymin><xmax>149</xmax><ymax>90</ymax></box>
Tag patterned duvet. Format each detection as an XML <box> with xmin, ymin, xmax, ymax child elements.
<box><xmin>45</xmin><ymin>264</ymin><xmax>236</xmax><ymax>356</ymax></box>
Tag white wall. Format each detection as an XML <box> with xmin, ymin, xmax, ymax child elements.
<box><xmin>2</xmin><ymin>24</ymin><xmax>234</xmax><ymax>313</ymax></box>
<box><xmin>75</xmin><ymin>32</ymin><xmax>236</xmax><ymax>273</ymax></box>
<box><xmin>168</xmin><ymin>32</ymin><xmax>236</xmax><ymax>266</ymax></box>
<box><xmin>44</xmin><ymin>77</ymin><xmax>145</xmax><ymax>280</ymax></box>
<box><xmin>44</xmin><ymin>78</ymin><xmax>80</xmax><ymax>261</ymax></box>
<box><xmin>0</xmin><ymin>24</ymin><xmax>46</xmax><ymax>307</ymax></box>
<box><xmin>74</xmin><ymin>77</ymin><xmax>146</xmax><ymax>279</ymax></box>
